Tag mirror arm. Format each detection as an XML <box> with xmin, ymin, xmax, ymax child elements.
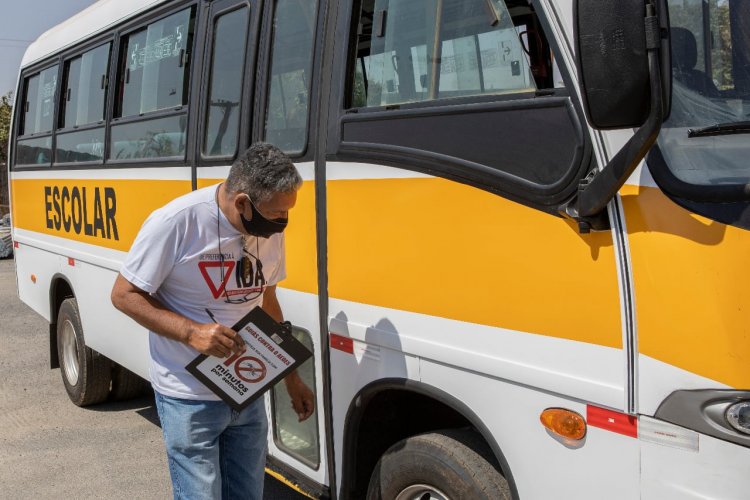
<box><xmin>571</xmin><ymin>5</ymin><xmax>664</xmax><ymax>224</ymax></box>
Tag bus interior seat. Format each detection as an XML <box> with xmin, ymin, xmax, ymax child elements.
<box><xmin>37</xmin><ymin>150</ymin><xmax>50</xmax><ymax>164</ymax></box>
<box><xmin>671</xmin><ymin>26</ymin><xmax>719</xmax><ymax>97</ymax></box>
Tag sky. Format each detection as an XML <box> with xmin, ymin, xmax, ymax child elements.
<box><xmin>0</xmin><ymin>0</ymin><xmax>99</xmax><ymax>97</ymax></box>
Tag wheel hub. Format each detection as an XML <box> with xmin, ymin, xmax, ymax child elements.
<box><xmin>60</xmin><ymin>319</ymin><xmax>80</xmax><ymax>386</ymax></box>
<box><xmin>395</xmin><ymin>484</ymin><xmax>450</xmax><ymax>500</ymax></box>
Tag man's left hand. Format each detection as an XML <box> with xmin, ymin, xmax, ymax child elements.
<box><xmin>284</xmin><ymin>371</ymin><xmax>315</xmax><ymax>422</ymax></box>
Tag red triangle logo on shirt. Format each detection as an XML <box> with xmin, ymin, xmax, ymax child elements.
<box><xmin>198</xmin><ymin>261</ymin><xmax>236</xmax><ymax>299</ymax></box>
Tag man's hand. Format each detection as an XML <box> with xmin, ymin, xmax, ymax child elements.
<box><xmin>186</xmin><ymin>323</ymin><xmax>245</xmax><ymax>358</ymax></box>
<box><xmin>284</xmin><ymin>371</ymin><xmax>315</xmax><ymax>422</ymax></box>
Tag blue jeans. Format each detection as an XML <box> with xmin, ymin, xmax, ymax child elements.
<box><xmin>154</xmin><ymin>392</ymin><xmax>268</xmax><ymax>500</ymax></box>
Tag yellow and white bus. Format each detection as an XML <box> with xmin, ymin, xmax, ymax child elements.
<box><xmin>8</xmin><ymin>0</ymin><xmax>750</xmax><ymax>498</ymax></box>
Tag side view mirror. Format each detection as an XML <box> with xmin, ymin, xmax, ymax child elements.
<box><xmin>566</xmin><ymin>0</ymin><xmax>671</xmax><ymax>230</ymax></box>
<box><xmin>576</xmin><ymin>0</ymin><xmax>671</xmax><ymax>129</ymax></box>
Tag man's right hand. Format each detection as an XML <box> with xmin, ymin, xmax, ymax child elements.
<box><xmin>186</xmin><ymin>323</ymin><xmax>245</xmax><ymax>358</ymax></box>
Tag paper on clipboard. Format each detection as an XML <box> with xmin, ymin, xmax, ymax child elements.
<box><xmin>186</xmin><ymin>307</ymin><xmax>312</xmax><ymax>411</ymax></box>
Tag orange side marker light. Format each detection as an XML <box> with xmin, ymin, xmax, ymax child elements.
<box><xmin>31</xmin><ymin>275</ymin><xmax>37</xmax><ymax>284</ymax></box>
<box><xmin>540</xmin><ymin>408</ymin><xmax>587</xmax><ymax>440</ymax></box>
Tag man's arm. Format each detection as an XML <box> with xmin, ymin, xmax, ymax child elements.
<box><xmin>262</xmin><ymin>285</ymin><xmax>315</xmax><ymax>422</ymax></box>
<box><xmin>111</xmin><ymin>274</ymin><xmax>244</xmax><ymax>358</ymax></box>
<box><xmin>260</xmin><ymin>284</ymin><xmax>284</xmax><ymax>322</ymax></box>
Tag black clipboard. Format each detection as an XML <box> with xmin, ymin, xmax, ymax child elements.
<box><xmin>186</xmin><ymin>306</ymin><xmax>313</xmax><ymax>411</ymax></box>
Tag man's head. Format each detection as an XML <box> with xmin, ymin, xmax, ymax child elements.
<box><xmin>222</xmin><ymin>143</ymin><xmax>302</xmax><ymax>238</ymax></box>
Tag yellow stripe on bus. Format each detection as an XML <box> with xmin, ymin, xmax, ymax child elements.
<box><xmin>11</xmin><ymin>179</ymin><xmax>192</xmax><ymax>252</ymax></box>
<box><xmin>11</xmin><ymin>178</ymin><xmax>319</xmax><ymax>294</ymax></box>
<box><xmin>21</xmin><ymin>175</ymin><xmax>699</xmax><ymax>357</ymax></box>
<box><xmin>621</xmin><ymin>184</ymin><xmax>750</xmax><ymax>389</ymax></box>
<box><xmin>326</xmin><ymin>177</ymin><xmax>623</xmax><ymax>349</ymax></box>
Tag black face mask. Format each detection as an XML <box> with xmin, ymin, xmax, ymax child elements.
<box><xmin>240</xmin><ymin>196</ymin><xmax>288</xmax><ymax>238</ymax></box>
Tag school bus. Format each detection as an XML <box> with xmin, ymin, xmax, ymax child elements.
<box><xmin>8</xmin><ymin>0</ymin><xmax>750</xmax><ymax>498</ymax></box>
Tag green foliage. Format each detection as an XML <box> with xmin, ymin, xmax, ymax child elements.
<box><xmin>709</xmin><ymin>2</ymin><xmax>733</xmax><ymax>90</ymax></box>
<box><xmin>0</xmin><ymin>92</ymin><xmax>12</xmax><ymax>166</ymax></box>
<box><xmin>351</xmin><ymin>71</ymin><xmax>382</xmax><ymax>108</ymax></box>
<box><xmin>0</xmin><ymin>92</ymin><xmax>11</xmax><ymax>213</ymax></box>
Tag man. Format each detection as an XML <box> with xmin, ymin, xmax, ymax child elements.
<box><xmin>111</xmin><ymin>143</ymin><xmax>314</xmax><ymax>500</ymax></box>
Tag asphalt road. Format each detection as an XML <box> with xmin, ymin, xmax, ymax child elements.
<box><xmin>0</xmin><ymin>257</ymin><xmax>309</xmax><ymax>499</ymax></box>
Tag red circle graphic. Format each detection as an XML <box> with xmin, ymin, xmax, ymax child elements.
<box><xmin>234</xmin><ymin>356</ymin><xmax>266</xmax><ymax>383</ymax></box>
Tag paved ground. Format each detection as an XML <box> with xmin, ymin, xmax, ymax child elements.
<box><xmin>0</xmin><ymin>257</ymin><xmax>308</xmax><ymax>499</ymax></box>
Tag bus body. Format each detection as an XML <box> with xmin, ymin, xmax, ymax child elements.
<box><xmin>8</xmin><ymin>0</ymin><xmax>750</xmax><ymax>498</ymax></box>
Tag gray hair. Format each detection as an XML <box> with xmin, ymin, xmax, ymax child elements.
<box><xmin>225</xmin><ymin>143</ymin><xmax>302</xmax><ymax>202</ymax></box>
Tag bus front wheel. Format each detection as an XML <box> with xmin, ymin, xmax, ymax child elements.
<box><xmin>366</xmin><ymin>429</ymin><xmax>511</xmax><ymax>500</ymax></box>
<box><xmin>57</xmin><ymin>298</ymin><xmax>112</xmax><ymax>406</ymax></box>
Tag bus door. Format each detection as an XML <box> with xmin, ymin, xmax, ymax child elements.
<box><xmin>254</xmin><ymin>0</ymin><xmax>328</xmax><ymax>490</ymax></box>
<box><xmin>196</xmin><ymin>0</ymin><xmax>329</xmax><ymax>492</ymax></box>
<box><xmin>324</xmin><ymin>1</ymin><xmax>640</xmax><ymax>497</ymax></box>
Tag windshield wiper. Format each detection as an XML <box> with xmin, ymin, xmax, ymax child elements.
<box><xmin>688</xmin><ymin>121</ymin><xmax>750</xmax><ymax>138</ymax></box>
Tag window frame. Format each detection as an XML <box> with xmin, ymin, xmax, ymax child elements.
<box><xmin>54</xmin><ymin>39</ymin><xmax>113</xmax><ymax>167</ymax></box>
<box><xmin>54</xmin><ymin>128</ymin><xmax>108</xmax><ymax>167</ymax></box>
<box><xmin>252</xmin><ymin>0</ymin><xmax>323</xmax><ymax>162</ymax></box>
<box><xmin>58</xmin><ymin>41</ymin><xmax>112</xmax><ymax>131</ymax></box>
<box><xmin>197</xmin><ymin>1</ymin><xmax>255</xmax><ymax>165</ymax></box>
<box><xmin>11</xmin><ymin>0</ymin><xmax>202</xmax><ymax>172</ymax></box>
<box><xmin>343</xmin><ymin>0</ymin><xmax>565</xmax><ymax>113</ymax></box>
<box><xmin>269</xmin><ymin>325</ymin><xmax>321</xmax><ymax>470</ymax></box>
<box><xmin>108</xmin><ymin>4</ymin><xmax>198</xmax><ymax>165</ymax></box>
<box><xmin>14</xmin><ymin>62</ymin><xmax>61</xmax><ymax>168</ymax></box>
<box><xmin>328</xmin><ymin>0</ymin><xmax>593</xmax><ymax>214</ymax></box>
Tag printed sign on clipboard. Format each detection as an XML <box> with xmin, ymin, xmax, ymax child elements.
<box><xmin>186</xmin><ymin>307</ymin><xmax>312</xmax><ymax>411</ymax></box>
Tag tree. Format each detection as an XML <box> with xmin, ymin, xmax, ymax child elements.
<box><xmin>0</xmin><ymin>92</ymin><xmax>12</xmax><ymax>215</ymax></box>
<box><xmin>0</xmin><ymin>92</ymin><xmax>11</xmax><ymax>162</ymax></box>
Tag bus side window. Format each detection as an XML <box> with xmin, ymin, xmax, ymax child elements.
<box><xmin>349</xmin><ymin>0</ymin><xmax>557</xmax><ymax>108</ymax></box>
<box><xmin>16</xmin><ymin>66</ymin><xmax>58</xmax><ymax>166</ymax></box>
<box><xmin>271</xmin><ymin>327</ymin><xmax>320</xmax><ymax>468</ymax></box>
<box><xmin>262</xmin><ymin>0</ymin><xmax>319</xmax><ymax>155</ymax></box>
<box><xmin>203</xmin><ymin>7</ymin><xmax>250</xmax><ymax>159</ymax></box>
<box><xmin>110</xmin><ymin>7</ymin><xmax>196</xmax><ymax>161</ymax></box>
<box><xmin>56</xmin><ymin>43</ymin><xmax>111</xmax><ymax>164</ymax></box>
<box><xmin>340</xmin><ymin>0</ymin><xmax>585</xmax><ymax>211</ymax></box>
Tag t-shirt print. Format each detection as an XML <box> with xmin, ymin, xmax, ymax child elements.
<box><xmin>198</xmin><ymin>247</ymin><xmax>266</xmax><ymax>301</ymax></box>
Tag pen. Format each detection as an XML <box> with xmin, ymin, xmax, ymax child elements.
<box><xmin>205</xmin><ymin>308</ymin><xmax>244</xmax><ymax>350</ymax></box>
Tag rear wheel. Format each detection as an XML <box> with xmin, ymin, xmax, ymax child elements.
<box><xmin>110</xmin><ymin>362</ymin><xmax>150</xmax><ymax>401</ymax></box>
<box><xmin>366</xmin><ymin>429</ymin><xmax>511</xmax><ymax>500</ymax></box>
<box><xmin>57</xmin><ymin>298</ymin><xmax>111</xmax><ymax>406</ymax></box>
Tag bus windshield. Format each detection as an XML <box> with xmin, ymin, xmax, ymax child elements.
<box><xmin>656</xmin><ymin>0</ymin><xmax>750</xmax><ymax>189</ymax></box>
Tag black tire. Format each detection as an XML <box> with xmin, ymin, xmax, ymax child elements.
<box><xmin>110</xmin><ymin>363</ymin><xmax>150</xmax><ymax>401</ymax></box>
<box><xmin>57</xmin><ymin>298</ymin><xmax>112</xmax><ymax>406</ymax></box>
<box><xmin>366</xmin><ymin>429</ymin><xmax>512</xmax><ymax>500</ymax></box>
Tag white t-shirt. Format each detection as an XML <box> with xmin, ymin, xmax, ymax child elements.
<box><xmin>121</xmin><ymin>185</ymin><xmax>286</xmax><ymax>400</ymax></box>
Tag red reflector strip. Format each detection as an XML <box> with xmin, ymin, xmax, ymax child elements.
<box><xmin>330</xmin><ymin>333</ymin><xmax>353</xmax><ymax>354</ymax></box>
<box><xmin>68</xmin><ymin>257</ymin><xmax>75</xmax><ymax>266</ymax></box>
<box><xmin>14</xmin><ymin>241</ymin><xmax>19</xmax><ymax>248</ymax></box>
<box><xmin>587</xmin><ymin>405</ymin><xmax>638</xmax><ymax>438</ymax></box>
